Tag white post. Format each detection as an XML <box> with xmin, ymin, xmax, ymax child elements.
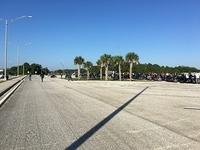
<box><xmin>130</xmin><ymin>62</ymin><xmax>133</xmax><ymax>81</ymax></box>
<box><xmin>23</xmin><ymin>64</ymin><xmax>24</xmax><ymax>76</ymax></box>
<box><xmin>119</xmin><ymin>64</ymin><xmax>121</xmax><ymax>81</ymax></box>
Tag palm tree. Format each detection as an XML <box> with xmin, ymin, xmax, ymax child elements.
<box><xmin>84</xmin><ymin>61</ymin><xmax>93</xmax><ymax>80</ymax></box>
<box><xmin>96</xmin><ymin>59</ymin><xmax>104</xmax><ymax>80</ymax></box>
<box><xmin>112</xmin><ymin>56</ymin><xmax>124</xmax><ymax>81</ymax></box>
<box><xmin>74</xmin><ymin>56</ymin><xmax>84</xmax><ymax>80</ymax></box>
<box><xmin>100</xmin><ymin>54</ymin><xmax>111</xmax><ymax>81</ymax></box>
<box><xmin>125</xmin><ymin>52</ymin><xmax>139</xmax><ymax>81</ymax></box>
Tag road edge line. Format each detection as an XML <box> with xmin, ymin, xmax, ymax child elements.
<box><xmin>0</xmin><ymin>78</ymin><xmax>25</xmax><ymax>107</ymax></box>
<box><xmin>0</xmin><ymin>76</ymin><xmax>26</xmax><ymax>97</ymax></box>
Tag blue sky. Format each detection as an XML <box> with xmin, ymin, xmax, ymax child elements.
<box><xmin>0</xmin><ymin>0</ymin><xmax>200</xmax><ymax>70</ymax></box>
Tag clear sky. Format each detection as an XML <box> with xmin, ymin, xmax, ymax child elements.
<box><xmin>0</xmin><ymin>0</ymin><xmax>200</xmax><ymax>70</ymax></box>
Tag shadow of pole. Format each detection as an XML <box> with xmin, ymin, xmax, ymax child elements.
<box><xmin>65</xmin><ymin>86</ymin><xmax>149</xmax><ymax>150</ymax></box>
<box><xmin>184</xmin><ymin>107</ymin><xmax>200</xmax><ymax>111</ymax></box>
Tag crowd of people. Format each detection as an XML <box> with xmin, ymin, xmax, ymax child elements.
<box><xmin>55</xmin><ymin>71</ymin><xmax>200</xmax><ymax>84</ymax></box>
<box><xmin>125</xmin><ymin>72</ymin><xmax>200</xmax><ymax>84</ymax></box>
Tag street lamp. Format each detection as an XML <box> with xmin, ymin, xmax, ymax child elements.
<box><xmin>17</xmin><ymin>42</ymin><xmax>32</xmax><ymax>76</ymax></box>
<box><xmin>0</xmin><ymin>16</ymin><xmax>32</xmax><ymax>80</ymax></box>
<box><xmin>17</xmin><ymin>46</ymin><xmax>20</xmax><ymax>76</ymax></box>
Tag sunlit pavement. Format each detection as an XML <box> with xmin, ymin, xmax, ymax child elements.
<box><xmin>0</xmin><ymin>75</ymin><xmax>200</xmax><ymax>150</ymax></box>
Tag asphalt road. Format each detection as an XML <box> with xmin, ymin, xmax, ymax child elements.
<box><xmin>0</xmin><ymin>75</ymin><xmax>200</xmax><ymax>150</ymax></box>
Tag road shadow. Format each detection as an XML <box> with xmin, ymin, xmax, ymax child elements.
<box><xmin>65</xmin><ymin>86</ymin><xmax>149</xmax><ymax>150</ymax></box>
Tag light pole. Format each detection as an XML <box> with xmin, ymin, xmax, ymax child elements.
<box><xmin>4</xmin><ymin>20</ymin><xmax>8</xmax><ymax>80</ymax></box>
<box><xmin>17</xmin><ymin>46</ymin><xmax>20</xmax><ymax>76</ymax></box>
<box><xmin>60</xmin><ymin>62</ymin><xmax>67</xmax><ymax>78</ymax></box>
<box><xmin>1</xmin><ymin>16</ymin><xmax>32</xmax><ymax>80</ymax></box>
<box><xmin>23</xmin><ymin>64</ymin><xmax>25</xmax><ymax>76</ymax></box>
<box><xmin>17</xmin><ymin>42</ymin><xmax>32</xmax><ymax>76</ymax></box>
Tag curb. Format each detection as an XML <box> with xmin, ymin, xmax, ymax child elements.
<box><xmin>0</xmin><ymin>76</ymin><xmax>26</xmax><ymax>97</ymax></box>
<box><xmin>0</xmin><ymin>76</ymin><xmax>26</xmax><ymax>107</ymax></box>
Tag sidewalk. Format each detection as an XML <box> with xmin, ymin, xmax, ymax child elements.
<box><xmin>0</xmin><ymin>76</ymin><xmax>25</xmax><ymax>96</ymax></box>
<box><xmin>0</xmin><ymin>76</ymin><xmax>18</xmax><ymax>83</ymax></box>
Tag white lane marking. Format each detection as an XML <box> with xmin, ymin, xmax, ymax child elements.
<box><xmin>127</xmin><ymin>126</ymin><xmax>161</xmax><ymax>134</ymax></box>
<box><xmin>155</xmin><ymin>142</ymin><xmax>194</xmax><ymax>150</ymax></box>
<box><xmin>0</xmin><ymin>79</ymin><xmax>24</xmax><ymax>106</ymax></box>
<box><xmin>163</xmin><ymin>118</ymin><xmax>188</xmax><ymax>125</ymax></box>
<box><xmin>127</xmin><ymin>118</ymin><xmax>188</xmax><ymax>134</ymax></box>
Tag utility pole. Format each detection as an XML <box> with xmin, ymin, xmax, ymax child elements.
<box><xmin>1</xmin><ymin>16</ymin><xmax>32</xmax><ymax>80</ymax></box>
<box><xmin>4</xmin><ymin>20</ymin><xmax>8</xmax><ymax>80</ymax></box>
<box><xmin>17</xmin><ymin>47</ymin><xmax>20</xmax><ymax>76</ymax></box>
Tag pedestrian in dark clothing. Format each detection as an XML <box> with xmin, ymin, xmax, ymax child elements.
<box><xmin>61</xmin><ymin>73</ymin><xmax>63</xmax><ymax>79</ymax></box>
<box><xmin>68</xmin><ymin>74</ymin><xmax>73</xmax><ymax>81</ymax></box>
<box><xmin>65</xmin><ymin>73</ymin><xmax>67</xmax><ymax>79</ymax></box>
<box><xmin>29</xmin><ymin>73</ymin><xmax>32</xmax><ymax>81</ymax></box>
<box><xmin>40</xmin><ymin>73</ymin><xmax>44</xmax><ymax>82</ymax></box>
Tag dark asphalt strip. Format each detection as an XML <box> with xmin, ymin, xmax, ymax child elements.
<box><xmin>184</xmin><ymin>107</ymin><xmax>200</xmax><ymax>111</ymax></box>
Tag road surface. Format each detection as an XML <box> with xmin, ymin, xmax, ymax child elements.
<box><xmin>0</xmin><ymin>75</ymin><xmax>200</xmax><ymax>150</ymax></box>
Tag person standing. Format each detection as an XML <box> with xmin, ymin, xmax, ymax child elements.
<box><xmin>29</xmin><ymin>73</ymin><xmax>32</xmax><ymax>81</ymax></box>
<box><xmin>40</xmin><ymin>72</ymin><xmax>44</xmax><ymax>82</ymax></box>
<box><xmin>61</xmin><ymin>73</ymin><xmax>63</xmax><ymax>79</ymax></box>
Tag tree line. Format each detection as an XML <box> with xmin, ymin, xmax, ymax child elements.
<box><xmin>71</xmin><ymin>52</ymin><xmax>199</xmax><ymax>80</ymax></box>
<box><xmin>7</xmin><ymin>62</ymin><xmax>50</xmax><ymax>76</ymax></box>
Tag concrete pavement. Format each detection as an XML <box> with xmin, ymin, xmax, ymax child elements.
<box><xmin>0</xmin><ymin>76</ymin><xmax>25</xmax><ymax>96</ymax></box>
<box><xmin>0</xmin><ymin>75</ymin><xmax>200</xmax><ymax>150</ymax></box>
